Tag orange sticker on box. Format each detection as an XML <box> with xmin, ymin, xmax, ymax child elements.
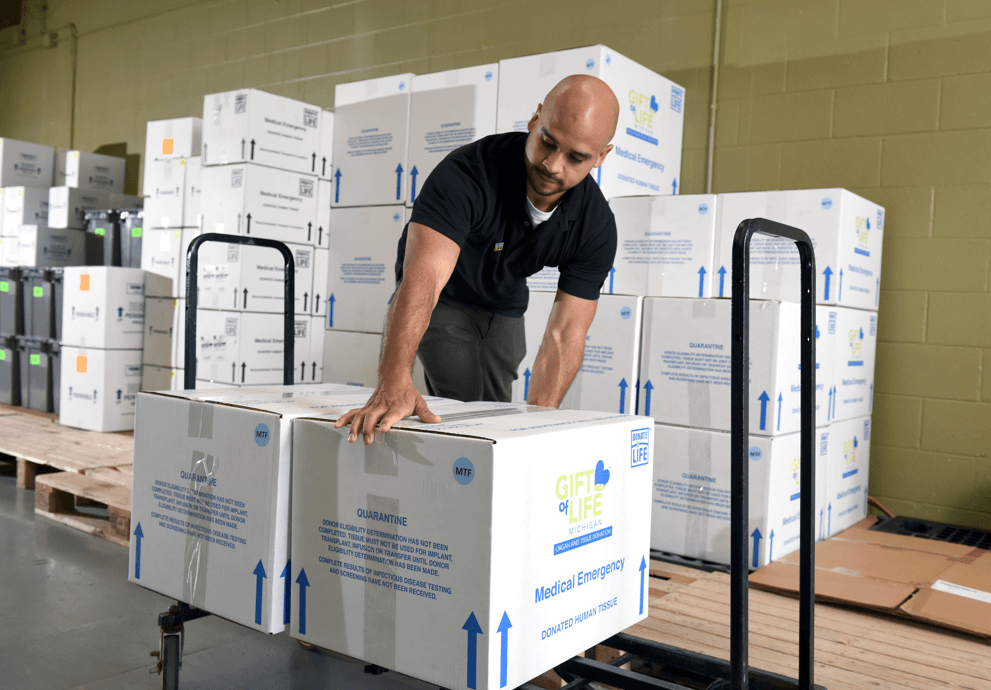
<box><xmin>76</xmin><ymin>355</ymin><xmax>87</xmax><ymax>373</ymax></box>
<box><xmin>162</xmin><ymin>138</ymin><xmax>174</xmax><ymax>155</ymax></box>
<box><xmin>80</xmin><ymin>274</ymin><xmax>90</xmax><ymax>291</ymax></box>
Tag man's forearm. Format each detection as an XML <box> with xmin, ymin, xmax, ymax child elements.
<box><xmin>526</xmin><ymin>330</ymin><xmax>585</xmax><ymax>407</ymax></box>
<box><xmin>378</xmin><ymin>281</ymin><xmax>437</xmax><ymax>384</ymax></box>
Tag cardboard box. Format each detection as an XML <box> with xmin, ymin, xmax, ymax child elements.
<box><xmin>309</xmin><ymin>317</ymin><xmax>324</xmax><ymax>384</ymax></box>
<box><xmin>143</xmin><ymin>156</ymin><xmax>202</xmax><ymax>229</ymax></box>
<box><xmin>315</xmin><ymin>179</ymin><xmax>331</xmax><ymax>249</ymax></box>
<box><xmin>48</xmin><ymin>187</ymin><xmax>111</xmax><ymax>229</ymax></box>
<box><xmin>511</xmin><ymin>293</ymin><xmax>643</xmax><ymax>414</ymax></box>
<box><xmin>638</xmin><ymin>298</ymin><xmax>834</xmax><ymax>433</ymax></box>
<box><xmin>321</xmin><ymin>329</ymin><xmax>428</xmax><ymax>394</ymax></box>
<box><xmin>332</xmin><ymin>74</ymin><xmax>414</xmax><ymax>207</ymax></box>
<box><xmin>326</xmin><ymin>206</ymin><xmax>404</xmax><ymax>333</ymax></box>
<box><xmin>749</xmin><ymin>516</ymin><xmax>991</xmax><ymax>641</ymax></box>
<box><xmin>201</xmin><ymin>89</ymin><xmax>322</xmax><ymax>175</ymax></box>
<box><xmin>311</xmin><ymin>248</ymin><xmax>328</xmax><ymax>319</ymax></box>
<box><xmin>497</xmin><ymin>46</ymin><xmax>684</xmax><ymax>200</ymax></box>
<box><xmin>825</xmin><ymin>415</ymin><xmax>871</xmax><ymax>537</ymax></box>
<box><xmin>196</xmin><ymin>240</ymin><xmax>314</xmax><ymax>315</ymax></box>
<box><xmin>140</xmin><ymin>228</ymin><xmax>201</xmax><ymax>298</ymax></box>
<box><xmin>16</xmin><ymin>226</ymin><xmax>85</xmax><ymax>267</ymax></box>
<box><xmin>713</xmin><ymin>189</ymin><xmax>885</xmax><ymax>310</ymax></box>
<box><xmin>0</xmin><ymin>237</ymin><xmax>17</xmax><ymax>267</ymax></box>
<box><xmin>61</xmin><ymin>150</ymin><xmax>126</xmax><ymax>193</ymax></box>
<box><xmin>109</xmin><ymin>192</ymin><xmax>144</xmax><ymax>209</ymax></box>
<box><xmin>143</xmin><ymin>117</ymin><xmax>203</xmax><ymax>195</ymax></box>
<box><xmin>2</xmin><ymin>186</ymin><xmax>49</xmax><ymax>233</ymax></box>
<box><xmin>832</xmin><ymin>307</ymin><xmax>877</xmax><ymax>422</ymax></box>
<box><xmin>651</xmin><ymin>423</ymin><xmax>829</xmax><ymax>569</ymax></box>
<box><xmin>140</xmin><ymin>364</ymin><xmax>241</xmax><ymax>391</ymax></box>
<box><xmin>128</xmin><ymin>385</ymin><xmax>377</xmax><ymax>633</ymax></box>
<box><xmin>605</xmin><ymin>194</ymin><xmax>717</xmax><ymax>298</ymax></box>
<box><xmin>142</xmin><ymin>297</ymin><xmax>185</xmax><ymax>368</ymax></box>
<box><xmin>318</xmin><ymin>110</ymin><xmax>333</xmax><ymax>181</ymax></box>
<box><xmin>59</xmin><ymin>346</ymin><xmax>142</xmax><ymax>431</ymax></box>
<box><xmin>407</xmin><ymin>65</ymin><xmax>498</xmax><ymax>205</ymax></box>
<box><xmin>200</xmin><ymin>163</ymin><xmax>318</xmax><ymax>246</ymax></box>
<box><xmin>289</xmin><ymin>407</ymin><xmax>653</xmax><ymax>689</ymax></box>
<box><xmin>0</xmin><ymin>138</ymin><xmax>54</xmax><ymax>189</ymax></box>
<box><xmin>62</xmin><ymin>267</ymin><xmax>166</xmax><ymax>349</ymax></box>
<box><xmin>194</xmin><ymin>310</ymin><xmax>303</xmax><ymax>385</ymax></box>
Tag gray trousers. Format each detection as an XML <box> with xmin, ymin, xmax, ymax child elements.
<box><xmin>416</xmin><ymin>296</ymin><xmax>526</xmax><ymax>403</ymax></box>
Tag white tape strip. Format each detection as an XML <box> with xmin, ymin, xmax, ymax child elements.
<box><xmin>932</xmin><ymin>579</ymin><xmax>991</xmax><ymax>605</ymax></box>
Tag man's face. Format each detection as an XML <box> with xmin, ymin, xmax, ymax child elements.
<box><xmin>524</xmin><ymin>104</ymin><xmax>611</xmax><ymax>200</ymax></box>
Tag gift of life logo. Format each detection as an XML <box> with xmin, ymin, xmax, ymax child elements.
<box><xmin>791</xmin><ymin>457</ymin><xmax>802</xmax><ymax>488</ymax></box>
<box><xmin>556</xmin><ymin>460</ymin><xmax>610</xmax><ymax>525</ymax></box>
<box><xmin>848</xmin><ymin>327</ymin><xmax>864</xmax><ymax>357</ymax></box>
<box><xmin>628</xmin><ymin>89</ymin><xmax>660</xmax><ymax>131</ymax></box>
<box><xmin>855</xmin><ymin>215</ymin><xmax>871</xmax><ymax>251</ymax></box>
<box><xmin>844</xmin><ymin>436</ymin><xmax>858</xmax><ymax>467</ymax></box>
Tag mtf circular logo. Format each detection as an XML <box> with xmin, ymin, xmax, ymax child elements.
<box><xmin>821</xmin><ymin>197</ymin><xmax>833</xmax><ymax>210</ymax></box>
<box><xmin>393</xmin><ymin>213</ymin><xmax>401</xmax><ymax>222</ymax></box>
<box><xmin>453</xmin><ymin>457</ymin><xmax>474</xmax><ymax>485</ymax></box>
<box><xmin>485</xmin><ymin>71</ymin><xmax>493</xmax><ymax>81</ymax></box>
<box><xmin>749</xmin><ymin>446</ymin><xmax>762</xmax><ymax>461</ymax></box>
<box><xmin>698</xmin><ymin>203</ymin><xmax>709</xmax><ymax>215</ymax></box>
<box><xmin>620</xmin><ymin>306</ymin><xmax>632</xmax><ymax>320</ymax></box>
<box><xmin>586</xmin><ymin>59</ymin><xmax>595</xmax><ymax>70</ymax></box>
<box><xmin>254</xmin><ymin>423</ymin><xmax>270</xmax><ymax>447</ymax></box>
<box><xmin>398</xmin><ymin>81</ymin><xmax>406</xmax><ymax>91</ymax></box>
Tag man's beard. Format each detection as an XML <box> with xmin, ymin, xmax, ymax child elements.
<box><xmin>525</xmin><ymin>164</ymin><xmax>567</xmax><ymax>197</ymax></box>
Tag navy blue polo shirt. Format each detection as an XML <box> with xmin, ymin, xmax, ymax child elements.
<box><xmin>396</xmin><ymin>132</ymin><xmax>617</xmax><ymax>318</ymax></box>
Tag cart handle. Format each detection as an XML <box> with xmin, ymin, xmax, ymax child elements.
<box><xmin>184</xmin><ymin>233</ymin><xmax>295</xmax><ymax>390</ymax></box>
<box><xmin>731</xmin><ymin>218</ymin><xmax>817</xmax><ymax>690</ymax></box>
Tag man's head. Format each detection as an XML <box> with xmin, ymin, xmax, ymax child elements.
<box><xmin>524</xmin><ymin>75</ymin><xmax>620</xmax><ymax>208</ymax></box>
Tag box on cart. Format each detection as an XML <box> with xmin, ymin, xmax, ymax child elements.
<box><xmin>196</xmin><ymin>239</ymin><xmax>314</xmax><ymax>315</ymax></box>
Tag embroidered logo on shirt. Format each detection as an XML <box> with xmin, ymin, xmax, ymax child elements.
<box><xmin>494</xmin><ymin>242</ymin><xmax>504</xmax><ymax>252</ymax></box>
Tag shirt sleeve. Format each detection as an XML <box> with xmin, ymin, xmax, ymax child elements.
<box><xmin>408</xmin><ymin>152</ymin><xmax>485</xmax><ymax>247</ymax></box>
<box><xmin>556</xmin><ymin>212</ymin><xmax>618</xmax><ymax>301</ymax></box>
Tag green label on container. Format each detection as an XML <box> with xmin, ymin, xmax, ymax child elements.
<box><xmin>95</xmin><ymin>227</ymin><xmax>105</xmax><ymax>236</ymax></box>
<box><xmin>131</xmin><ymin>226</ymin><xmax>142</xmax><ymax>238</ymax></box>
<box><xmin>0</xmin><ymin>281</ymin><xmax>7</xmax><ymax>292</ymax></box>
<box><xmin>0</xmin><ymin>351</ymin><xmax>5</xmax><ymax>361</ymax></box>
<box><xmin>33</xmin><ymin>286</ymin><xmax>43</xmax><ymax>298</ymax></box>
<box><xmin>30</xmin><ymin>354</ymin><xmax>40</xmax><ymax>366</ymax></box>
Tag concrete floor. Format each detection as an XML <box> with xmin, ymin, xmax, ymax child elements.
<box><xmin>0</xmin><ymin>474</ymin><xmax>438</xmax><ymax>690</ymax></box>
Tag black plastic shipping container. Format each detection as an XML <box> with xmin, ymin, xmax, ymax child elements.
<box><xmin>84</xmin><ymin>209</ymin><xmax>121</xmax><ymax>266</ymax></box>
<box><xmin>0</xmin><ymin>267</ymin><xmax>24</xmax><ymax>335</ymax></box>
<box><xmin>118</xmin><ymin>209</ymin><xmax>144</xmax><ymax>268</ymax></box>
<box><xmin>22</xmin><ymin>268</ymin><xmax>64</xmax><ymax>340</ymax></box>
<box><xmin>0</xmin><ymin>334</ymin><xmax>19</xmax><ymax>406</ymax></box>
<box><xmin>17</xmin><ymin>336</ymin><xmax>59</xmax><ymax>413</ymax></box>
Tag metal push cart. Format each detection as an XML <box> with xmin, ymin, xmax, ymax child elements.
<box><xmin>149</xmin><ymin>219</ymin><xmax>822</xmax><ymax>690</ymax></box>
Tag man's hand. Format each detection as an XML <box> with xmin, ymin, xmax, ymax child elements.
<box><xmin>334</xmin><ymin>381</ymin><xmax>441</xmax><ymax>444</ymax></box>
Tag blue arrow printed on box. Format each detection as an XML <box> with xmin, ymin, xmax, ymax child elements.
<box><xmin>253</xmin><ymin>560</ymin><xmax>267</xmax><ymax>626</ymax></box>
<box><xmin>497</xmin><ymin>611</ymin><xmax>513</xmax><ymax>688</ymax></box>
<box><xmin>462</xmin><ymin>612</ymin><xmax>482</xmax><ymax>690</ymax></box>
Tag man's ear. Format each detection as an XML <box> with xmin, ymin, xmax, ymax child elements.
<box><xmin>593</xmin><ymin>144</ymin><xmax>614</xmax><ymax>168</ymax></box>
<box><xmin>526</xmin><ymin>103</ymin><xmax>543</xmax><ymax>133</ymax></box>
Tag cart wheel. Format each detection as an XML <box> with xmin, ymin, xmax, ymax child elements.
<box><xmin>161</xmin><ymin>635</ymin><xmax>180</xmax><ymax>690</ymax></box>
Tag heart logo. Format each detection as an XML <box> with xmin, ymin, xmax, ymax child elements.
<box><xmin>594</xmin><ymin>460</ymin><xmax>610</xmax><ymax>489</ymax></box>
<box><xmin>649</xmin><ymin>95</ymin><xmax>659</xmax><ymax>112</ymax></box>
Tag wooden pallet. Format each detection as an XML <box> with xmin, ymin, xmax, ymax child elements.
<box><xmin>34</xmin><ymin>470</ymin><xmax>131</xmax><ymax>547</ymax></box>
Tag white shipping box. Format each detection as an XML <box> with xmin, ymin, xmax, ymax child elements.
<box><xmin>143</xmin><ymin>298</ymin><xmax>248</xmax><ymax>376</ymax></box>
<box><xmin>17</xmin><ymin>225</ymin><xmax>85</xmax><ymax>267</ymax></box>
<box><xmin>143</xmin><ymin>117</ymin><xmax>203</xmax><ymax>195</ymax></box>
<box><xmin>62</xmin><ymin>267</ymin><xmax>158</xmax><ymax>349</ymax></box>
<box><xmin>326</xmin><ymin>206</ymin><xmax>404</xmax><ymax>333</ymax></box>
<box><xmin>0</xmin><ymin>138</ymin><xmax>54</xmax><ymax>189</ymax></box>
<box><xmin>407</xmin><ymin>65</ymin><xmax>498</xmax><ymax>205</ymax></box>
<box><xmin>497</xmin><ymin>46</ymin><xmax>684</xmax><ymax>200</ymax></box>
<box><xmin>322</xmin><ymin>329</ymin><xmax>428</xmax><ymax>394</ymax></box>
<box><xmin>605</xmin><ymin>195</ymin><xmax>717</xmax><ymax>298</ymax></box>
<box><xmin>651</xmin><ymin>423</ymin><xmax>828</xmax><ymax>569</ymax></box>
<box><xmin>202</xmin><ymin>89</ymin><xmax>322</xmax><ymax>175</ymax></box>
<box><xmin>143</xmin><ymin>156</ymin><xmax>202</xmax><ymax>229</ymax></box>
<box><xmin>315</xmin><ymin>179</ymin><xmax>331</xmax><ymax>249</ymax></box>
<box><xmin>512</xmin><ymin>293</ymin><xmax>642</xmax><ymax>414</ymax></box>
<box><xmin>109</xmin><ymin>193</ymin><xmax>144</xmax><ymax>209</ymax></box>
<box><xmin>59</xmin><ymin>347</ymin><xmax>143</xmax><ymax>432</ymax></box>
<box><xmin>318</xmin><ymin>110</ymin><xmax>334</xmax><ymax>181</ymax></box>
<box><xmin>332</xmin><ymin>74</ymin><xmax>414</xmax><ymax>207</ymax></box>
<box><xmin>0</xmin><ymin>237</ymin><xmax>17</xmax><ymax>266</ymax></box>
<box><xmin>200</xmin><ymin>163</ymin><xmax>318</xmax><ymax>245</ymax></box>
<box><xmin>141</xmin><ymin>364</ymin><xmax>240</xmax><ymax>391</ymax></box>
<box><xmin>128</xmin><ymin>386</ymin><xmax>377</xmax><ymax>633</ymax></box>
<box><xmin>2</xmin><ymin>186</ymin><xmax>49</xmax><ymax>233</ymax></box>
<box><xmin>826</xmin><ymin>415</ymin><xmax>871</xmax><ymax>537</ymax></box>
<box><xmin>141</xmin><ymin>228</ymin><xmax>201</xmax><ymax>298</ymax></box>
<box><xmin>62</xmin><ymin>150</ymin><xmax>126</xmax><ymax>193</ymax></box>
<box><xmin>309</xmin><ymin>318</ymin><xmax>324</xmax><ymax>383</ymax></box>
<box><xmin>311</xmin><ymin>248</ymin><xmax>329</xmax><ymax>319</ymax></box>
<box><xmin>290</xmin><ymin>408</ymin><xmax>653</xmax><ymax>690</ymax></box>
<box><xmin>197</xmin><ymin>240</ymin><xmax>314</xmax><ymax>314</ymax></box>
<box><xmin>48</xmin><ymin>187</ymin><xmax>111</xmax><ymax>229</ymax></box>
<box><xmin>713</xmin><ymin>189</ymin><xmax>885</xmax><ymax>309</ymax></box>
<box><xmin>638</xmin><ymin>298</ymin><xmax>834</xmax><ymax>433</ymax></box>
<box><xmin>832</xmin><ymin>307</ymin><xmax>877</xmax><ymax>422</ymax></box>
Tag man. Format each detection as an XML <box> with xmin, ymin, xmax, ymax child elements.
<box><xmin>336</xmin><ymin>74</ymin><xmax>620</xmax><ymax>444</ymax></box>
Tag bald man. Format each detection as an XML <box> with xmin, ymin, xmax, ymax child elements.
<box><xmin>337</xmin><ymin>75</ymin><xmax>621</xmax><ymax>443</ymax></box>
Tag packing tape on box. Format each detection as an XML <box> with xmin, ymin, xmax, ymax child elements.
<box><xmin>183</xmin><ymin>403</ymin><xmax>216</xmax><ymax>606</ymax></box>
<box><xmin>688</xmin><ymin>300</ymin><xmax>717</xmax><ymax>429</ymax></box>
<box><xmin>686</xmin><ymin>429</ymin><xmax>714</xmax><ymax>554</ymax></box>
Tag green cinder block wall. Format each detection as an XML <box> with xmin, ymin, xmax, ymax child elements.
<box><xmin>1</xmin><ymin>0</ymin><xmax>987</xmax><ymax>529</ymax></box>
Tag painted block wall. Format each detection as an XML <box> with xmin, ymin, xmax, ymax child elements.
<box><xmin>0</xmin><ymin>0</ymin><xmax>988</xmax><ymax>530</ymax></box>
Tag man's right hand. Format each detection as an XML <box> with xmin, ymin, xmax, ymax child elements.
<box><xmin>333</xmin><ymin>382</ymin><xmax>441</xmax><ymax>444</ymax></box>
